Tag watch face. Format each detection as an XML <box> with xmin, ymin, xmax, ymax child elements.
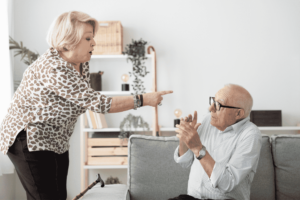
<box><xmin>199</xmin><ymin>150</ymin><xmax>205</xmax><ymax>156</ymax></box>
<box><xmin>197</xmin><ymin>146</ymin><xmax>206</xmax><ymax>160</ymax></box>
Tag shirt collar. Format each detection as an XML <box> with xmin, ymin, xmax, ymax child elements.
<box><xmin>49</xmin><ymin>47</ymin><xmax>82</xmax><ymax>76</ymax></box>
<box><xmin>222</xmin><ymin>116</ymin><xmax>250</xmax><ymax>133</ymax></box>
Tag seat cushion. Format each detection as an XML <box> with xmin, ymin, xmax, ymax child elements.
<box><xmin>271</xmin><ymin>135</ymin><xmax>300</xmax><ymax>200</ymax></box>
<box><xmin>128</xmin><ymin>135</ymin><xmax>190</xmax><ymax>200</ymax></box>
<box><xmin>250</xmin><ymin>135</ymin><xmax>275</xmax><ymax>200</ymax></box>
<box><xmin>81</xmin><ymin>184</ymin><xmax>129</xmax><ymax>200</ymax></box>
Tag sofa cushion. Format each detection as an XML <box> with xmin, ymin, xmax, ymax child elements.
<box><xmin>271</xmin><ymin>135</ymin><xmax>300</xmax><ymax>200</ymax></box>
<box><xmin>128</xmin><ymin>135</ymin><xmax>190</xmax><ymax>200</ymax></box>
<box><xmin>250</xmin><ymin>135</ymin><xmax>275</xmax><ymax>200</ymax></box>
<box><xmin>81</xmin><ymin>184</ymin><xmax>129</xmax><ymax>200</ymax></box>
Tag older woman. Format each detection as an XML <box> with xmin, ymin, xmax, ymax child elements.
<box><xmin>0</xmin><ymin>11</ymin><xmax>172</xmax><ymax>200</ymax></box>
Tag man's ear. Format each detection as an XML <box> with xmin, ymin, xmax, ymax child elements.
<box><xmin>236</xmin><ymin>109</ymin><xmax>245</xmax><ymax>119</ymax></box>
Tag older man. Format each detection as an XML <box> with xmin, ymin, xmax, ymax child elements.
<box><xmin>171</xmin><ymin>84</ymin><xmax>262</xmax><ymax>200</ymax></box>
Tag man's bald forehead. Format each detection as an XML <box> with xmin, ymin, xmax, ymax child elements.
<box><xmin>225</xmin><ymin>84</ymin><xmax>251</xmax><ymax>100</ymax></box>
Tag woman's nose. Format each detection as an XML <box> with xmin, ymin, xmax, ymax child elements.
<box><xmin>92</xmin><ymin>38</ymin><xmax>96</xmax><ymax>47</ymax></box>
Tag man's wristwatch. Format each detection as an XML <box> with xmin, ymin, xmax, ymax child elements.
<box><xmin>196</xmin><ymin>145</ymin><xmax>206</xmax><ymax>160</ymax></box>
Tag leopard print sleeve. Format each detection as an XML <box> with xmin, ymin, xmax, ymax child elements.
<box><xmin>43</xmin><ymin>60</ymin><xmax>112</xmax><ymax>114</ymax></box>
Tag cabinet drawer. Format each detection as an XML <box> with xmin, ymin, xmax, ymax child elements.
<box><xmin>88</xmin><ymin>138</ymin><xmax>128</xmax><ymax>147</ymax></box>
<box><xmin>88</xmin><ymin>147</ymin><xmax>128</xmax><ymax>156</ymax></box>
<box><xmin>87</xmin><ymin>157</ymin><xmax>128</xmax><ymax>165</ymax></box>
<box><xmin>87</xmin><ymin>138</ymin><xmax>128</xmax><ymax>165</ymax></box>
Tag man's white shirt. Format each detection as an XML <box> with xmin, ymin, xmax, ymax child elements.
<box><xmin>174</xmin><ymin>114</ymin><xmax>262</xmax><ymax>200</ymax></box>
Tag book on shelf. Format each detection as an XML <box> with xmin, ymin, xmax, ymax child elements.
<box><xmin>85</xmin><ymin>110</ymin><xmax>93</xmax><ymax>128</ymax></box>
<box><xmin>86</xmin><ymin>110</ymin><xmax>108</xmax><ymax>129</ymax></box>
<box><xmin>95</xmin><ymin>112</ymin><xmax>108</xmax><ymax>128</ymax></box>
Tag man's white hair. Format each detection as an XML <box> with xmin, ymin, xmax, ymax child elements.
<box><xmin>224</xmin><ymin>84</ymin><xmax>253</xmax><ymax>117</ymax></box>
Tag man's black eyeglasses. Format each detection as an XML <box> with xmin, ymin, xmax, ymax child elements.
<box><xmin>209</xmin><ymin>97</ymin><xmax>242</xmax><ymax>111</ymax></box>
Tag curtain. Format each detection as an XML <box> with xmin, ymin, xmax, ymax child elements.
<box><xmin>0</xmin><ymin>0</ymin><xmax>15</xmax><ymax>176</ymax></box>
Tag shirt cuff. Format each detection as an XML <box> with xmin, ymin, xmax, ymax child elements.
<box><xmin>174</xmin><ymin>145</ymin><xmax>193</xmax><ymax>163</ymax></box>
<box><xmin>209</xmin><ymin>161</ymin><xmax>226</xmax><ymax>188</ymax></box>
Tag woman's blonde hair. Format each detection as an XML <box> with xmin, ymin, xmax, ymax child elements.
<box><xmin>47</xmin><ymin>11</ymin><xmax>99</xmax><ymax>51</ymax></box>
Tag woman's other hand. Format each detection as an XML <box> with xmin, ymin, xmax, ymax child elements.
<box><xmin>143</xmin><ymin>91</ymin><xmax>173</xmax><ymax>107</ymax></box>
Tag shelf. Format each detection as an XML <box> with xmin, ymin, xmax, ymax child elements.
<box><xmin>83</xmin><ymin>127</ymin><xmax>300</xmax><ymax>132</ymax></box>
<box><xmin>98</xmin><ymin>91</ymin><xmax>152</xmax><ymax>96</ymax></box>
<box><xmin>84</xmin><ymin>165</ymin><xmax>128</xmax><ymax>169</ymax></box>
<box><xmin>258</xmin><ymin>126</ymin><xmax>300</xmax><ymax>131</ymax></box>
<box><xmin>91</xmin><ymin>54</ymin><xmax>153</xmax><ymax>59</ymax></box>
<box><xmin>83</xmin><ymin>128</ymin><xmax>176</xmax><ymax>132</ymax></box>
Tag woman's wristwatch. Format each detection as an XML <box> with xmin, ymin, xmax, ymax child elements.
<box><xmin>133</xmin><ymin>94</ymin><xmax>143</xmax><ymax>110</ymax></box>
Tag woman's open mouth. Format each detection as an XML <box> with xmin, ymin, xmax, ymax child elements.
<box><xmin>89</xmin><ymin>51</ymin><xmax>92</xmax><ymax>55</ymax></box>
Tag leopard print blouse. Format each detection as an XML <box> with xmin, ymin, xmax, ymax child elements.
<box><xmin>0</xmin><ymin>47</ymin><xmax>112</xmax><ymax>155</ymax></box>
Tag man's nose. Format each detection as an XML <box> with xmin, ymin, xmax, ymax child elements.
<box><xmin>209</xmin><ymin>104</ymin><xmax>215</xmax><ymax>113</ymax></box>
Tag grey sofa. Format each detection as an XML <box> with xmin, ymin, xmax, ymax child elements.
<box><xmin>82</xmin><ymin>134</ymin><xmax>300</xmax><ymax>200</ymax></box>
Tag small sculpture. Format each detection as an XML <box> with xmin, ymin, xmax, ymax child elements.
<box><xmin>105</xmin><ymin>176</ymin><xmax>121</xmax><ymax>184</ymax></box>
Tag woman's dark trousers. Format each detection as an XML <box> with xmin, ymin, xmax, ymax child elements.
<box><xmin>7</xmin><ymin>129</ymin><xmax>69</xmax><ymax>200</ymax></box>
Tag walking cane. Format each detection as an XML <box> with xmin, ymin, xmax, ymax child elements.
<box><xmin>73</xmin><ymin>173</ymin><xmax>105</xmax><ymax>200</ymax></box>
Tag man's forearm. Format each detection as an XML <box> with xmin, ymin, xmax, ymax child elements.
<box><xmin>192</xmin><ymin>146</ymin><xmax>215</xmax><ymax>177</ymax></box>
<box><xmin>178</xmin><ymin>139</ymin><xmax>189</xmax><ymax>156</ymax></box>
<box><xmin>199</xmin><ymin>151</ymin><xmax>215</xmax><ymax>177</ymax></box>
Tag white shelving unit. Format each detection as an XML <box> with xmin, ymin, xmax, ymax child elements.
<box><xmin>98</xmin><ymin>91</ymin><xmax>152</xmax><ymax>96</ymax></box>
<box><xmin>91</xmin><ymin>54</ymin><xmax>153</xmax><ymax>59</ymax></box>
<box><xmin>83</xmin><ymin>126</ymin><xmax>300</xmax><ymax>132</ymax></box>
<box><xmin>258</xmin><ymin>126</ymin><xmax>300</xmax><ymax>131</ymax></box>
<box><xmin>80</xmin><ymin>53</ymin><xmax>170</xmax><ymax>189</ymax></box>
<box><xmin>82</xmin><ymin>127</ymin><xmax>177</xmax><ymax>132</ymax></box>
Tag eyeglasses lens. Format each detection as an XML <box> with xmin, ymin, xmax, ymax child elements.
<box><xmin>215</xmin><ymin>102</ymin><xmax>220</xmax><ymax>111</ymax></box>
<box><xmin>210</xmin><ymin>98</ymin><xmax>220</xmax><ymax>111</ymax></box>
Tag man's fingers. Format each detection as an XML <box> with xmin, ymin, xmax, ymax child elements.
<box><xmin>187</xmin><ymin>114</ymin><xmax>192</xmax><ymax>122</ymax></box>
<box><xmin>175</xmin><ymin>126</ymin><xmax>187</xmax><ymax>135</ymax></box>
<box><xmin>177</xmin><ymin>122</ymin><xmax>194</xmax><ymax>133</ymax></box>
<box><xmin>184</xmin><ymin>116</ymin><xmax>189</xmax><ymax>122</ymax></box>
<box><xmin>158</xmin><ymin>90</ymin><xmax>173</xmax><ymax>95</ymax></box>
<box><xmin>194</xmin><ymin>123</ymin><xmax>201</xmax><ymax>130</ymax></box>
<box><xmin>191</xmin><ymin>111</ymin><xmax>197</xmax><ymax>126</ymax></box>
<box><xmin>175</xmin><ymin>130</ymin><xmax>183</xmax><ymax>140</ymax></box>
<box><xmin>177</xmin><ymin>121</ymin><xmax>187</xmax><ymax>130</ymax></box>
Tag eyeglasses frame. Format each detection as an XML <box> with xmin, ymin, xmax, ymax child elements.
<box><xmin>209</xmin><ymin>97</ymin><xmax>242</xmax><ymax>111</ymax></box>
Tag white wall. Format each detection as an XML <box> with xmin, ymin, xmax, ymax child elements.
<box><xmin>0</xmin><ymin>1</ymin><xmax>17</xmax><ymax>200</ymax></box>
<box><xmin>0</xmin><ymin>174</ymin><xmax>15</xmax><ymax>200</ymax></box>
<box><xmin>11</xmin><ymin>0</ymin><xmax>300</xmax><ymax>199</ymax></box>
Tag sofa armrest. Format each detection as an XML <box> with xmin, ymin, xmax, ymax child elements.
<box><xmin>81</xmin><ymin>184</ymin><xmax>130</xmax><ymax>200</ymax></box>
<box><xmin>126</xmin><ymin>188</ymin><xmax>130</xmax><ymax>200</ymax></box>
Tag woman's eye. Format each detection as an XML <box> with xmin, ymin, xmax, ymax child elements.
<box><xmin>86</xmin><ymin>38</ymin><xmax>91</xmax><ymax>41</ymax></box>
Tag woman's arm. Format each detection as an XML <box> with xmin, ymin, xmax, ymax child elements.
<box><xmin>108</xmin><ymin>91</ymin><xmax>173</xmax><ymax>113</ymax></box>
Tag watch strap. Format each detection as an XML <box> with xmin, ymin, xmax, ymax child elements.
<box><xmin>196</xmin><ymin>145</ymin><xmax>206</xmax><ymax>160</ymax></box>
<box><xmin>140</xmin><ymin>94</ymin><xmax>143</xmax><ymax>107</ymax></box>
